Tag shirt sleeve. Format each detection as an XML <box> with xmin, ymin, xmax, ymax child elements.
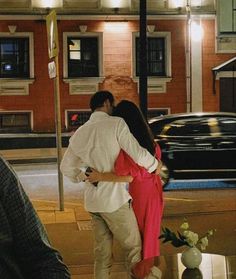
<box><xmin>1</xmin><ymin>159</ymin><xmax>71</xmax><ymax>279</ymax></box>
<box><xmin>116</xmin><ymin>118</ymin><xmax>158</xmax><ymax>173</ymax></box>
<box><xmin>60</xmin><ymin>146</ymin><xmax>86</xmax><ymax>183</ymax></box>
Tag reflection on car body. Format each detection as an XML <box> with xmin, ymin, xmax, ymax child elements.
<box><xmin>148</xmin><ymin>112</ymin><xmax>236</xmax><ymax>185</ymax></box>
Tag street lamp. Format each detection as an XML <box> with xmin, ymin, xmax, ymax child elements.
<box><xmin>31</xmin><ymin>0</ymin><xmax>62</xmax><ymax>8</ymax></box>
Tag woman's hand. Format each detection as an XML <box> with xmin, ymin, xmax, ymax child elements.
<box><xmin>85</xmin><ymin>168</ymin><xmax>133</xmax><ymax>183</ymax></box>
<box><xmin>85</xmin><ymin>168</ymin><xmax>101</xmax><ymax>183</ymax></box>
<box><xmin>155</xmin><ymin>160</ymin><xmax>163</xmax><ymax>175</ymax></box>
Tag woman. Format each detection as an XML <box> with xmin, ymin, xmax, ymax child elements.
<box><xmin>87</xmin><ymin>100</ymin><xmax>164</xmax><ymax>279</ymax></box>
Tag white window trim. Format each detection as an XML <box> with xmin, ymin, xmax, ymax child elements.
<box><xmin>215</xmin><ymin>71</ymin><xmax>236</xmax><ymax>79</ymax></box>
<box><xmin>63</xmin><ymin>32</ymin><xmax>104</xmax><ymax>95</ymax></box>
<box><xmin>0</xmin><ymin>110</ymin><xmax>33</xmax><ymax>130</ymax></box>
<box><xmin>132</xmin><ymin>31</ymin><xmax>172</xmax><ymax>94</ymax></box>
<box><xmin>215</xmin><ymin>35</ymin><xmax>236</xmax><ymax>54</ymax></box>
<box><xmin>0</xmin><ymin>32</ymin><xmax>35</xmax><ymax>95</ymax></box>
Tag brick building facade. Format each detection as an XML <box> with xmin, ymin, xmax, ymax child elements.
<box><xmin>0</xmin><ymin>17</ymin><xmax>235</xmax><ymax>132</ymax></box>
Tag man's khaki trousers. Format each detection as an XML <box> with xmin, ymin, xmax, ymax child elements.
<box><xmin>90</xmin><ymin>201</ymin><xmax>142</xmax><ymax>279</ymax></box>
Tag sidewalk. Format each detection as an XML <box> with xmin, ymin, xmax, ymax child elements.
<box><xmin>32</xmin><ymin>189</ymin><xmax>236</xmax><ymax>278</ymax></box>
<box><xmin>33</xmin><ymin>200</ymin><xmax>127</xmax><ymax>278</ymax></box>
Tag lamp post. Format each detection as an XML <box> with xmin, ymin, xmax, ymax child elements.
<box><xmin>139</xmin><ymin>0</ymin><xmax>148</xmax><ymax>119</ymax></box>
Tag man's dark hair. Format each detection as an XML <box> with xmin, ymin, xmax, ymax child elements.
<box><xmin>90</xmin><ymin>90</ymin><xmax>114</xmax><ymax>112</ymax></box>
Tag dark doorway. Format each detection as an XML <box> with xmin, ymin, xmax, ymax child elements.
<box><xmin>220</xmin><ymin>78</ymin><xmax>236</xmax><ymax>112</ymax></box>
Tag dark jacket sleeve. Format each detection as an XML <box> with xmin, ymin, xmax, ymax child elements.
<box><xmin>0</xmin><ymin>157</ymin><xmax>71</xmax><ymax>279</ymax></box>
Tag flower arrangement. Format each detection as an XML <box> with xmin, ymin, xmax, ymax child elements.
<box><xmin>159</xmin><ymin>219</ymin><xmax>216</xmax><ymax>251</ymax></box>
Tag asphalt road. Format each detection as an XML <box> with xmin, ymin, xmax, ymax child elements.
<box><xmin>13</xmin><ymin>163</ymin><xmax>85</xmax><ymax>203</ymax></box>
<box><xmin>13</xmin><ymin>163</ymin><xmax>236</xmax><ymax>203</ymax></box>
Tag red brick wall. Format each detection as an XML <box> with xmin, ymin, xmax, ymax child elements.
<box><xmin>0</xmin><ymin>18</ymin><xmax>234</xmax><ymax>132</ymax></box>
<box><xmin>202</xmin><ymin>20</ymin><xmax>235</xmax><ymax>112</ymax></box>
<box><xmin>0</xmin><ymin>20</ymin><xmax>55</xmax><ymax>132</ymax></box>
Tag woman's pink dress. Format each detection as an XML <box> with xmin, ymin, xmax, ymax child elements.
<box><xmin>114</xmin><ymin>145</ymin><xmax>164</xmax><ymax>260</ymax></box>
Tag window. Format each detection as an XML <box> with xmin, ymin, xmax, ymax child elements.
<box><xmin>147</xmin><ymin>108</ymin><xmax>169</xmax><ymax>119</ymax></box>
<box><xmin>0</xmin><ymin>112</ymin><xmax>31</xmax><ymax>133</ymax></box>
<box><xmin>67</xmin><ymin>37</ymin><xmax>99</xmax><ymax>77</ymax></box>
<box><xmin>218</xmin><ymin>117</ymin><xmax>236</xmax><ymax>135</ymax></box>
<box><xmin>136</xmin><ymin>37</ymin><xmax>166</xmax><ymax>76</ymax></box>
<box><xmin>63</xmin><ymin>32</ymin><xmax>103</xmax><ymax>94</ymax></box>
<box><xmin>0</xmin><ymin>37</ymin><xmax>29</xmax><ymax>78</ymax></box>
<box><xmin>132</xmin><ymin>32</ymin><xmax>172</xmax><ymax>93</ymax></box>
<box><xmin>66</xmin><ymin>110</ymin><xmax>91</xmax><ymax>131</ymax></box>
<box><xmin>165</xmin><ymin>119</ymin><xmax>210</xmax><ymax>136</ymax></box>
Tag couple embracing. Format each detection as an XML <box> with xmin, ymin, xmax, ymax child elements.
<box><xmin>61</xmin><ymin>90</ymin><xmax>164</xmax><ymax>279</ymax></box>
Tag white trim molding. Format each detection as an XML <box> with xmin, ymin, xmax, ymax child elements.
<box><xmin>63</xmin><ymin>77</ymin><xmax>104</xmax><ymax>95</ymax></box>
<box><xmin>215</xmin><ymin>71</ymin><xmax>236</xmax><ymax>80</ymax></box>
<box><xmin>0</xmin><ymin>79</ymin><xmax>34</xmax><ymax>95</ymax></box>
<box><xmin>134</xmin><ymin>77</ymin><xmax>172</xmax><ymax>94</ymax></box>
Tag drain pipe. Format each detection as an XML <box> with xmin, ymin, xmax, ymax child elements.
<box><xmin>185</xmin><ymin>1</ymin><xmax>192</xmax><ymax>112</ymax></box>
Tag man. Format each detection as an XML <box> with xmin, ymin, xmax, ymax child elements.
<box><xmin>60</xmin><ymin>90</ymin><xmax>160</xmax><ymax>279</ymax></box>
<box><xmin>0</xmin><ymin>155</ymin><xmax>71</xmax><ymax>279</ymax></box>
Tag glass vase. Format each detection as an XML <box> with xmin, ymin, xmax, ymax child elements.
<box><xmin>181</xmin><ymin>247</ymin><xmax>202</xmax><ymax>269</ymax></box>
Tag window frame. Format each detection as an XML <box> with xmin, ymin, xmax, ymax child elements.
<box><xmin>147</xmin><ymin>108</ymin><xmax>170</xmax><ymax>119</ymax></box>
<box><xmin>63</xmin><ymin>32</ymin><xmax>103</xmax><ymax>79</ymax></box>
<box><xmin>67</xmin><ymin>36</ymin><xmax>99</xmax><ymax>78</ymax></box>
<box><xmin>0</xmin><ymin>37</ymin><xmax>29</xmax><ymax>78</ymax></box>
<box><xmin>0</xmin><ymin>110</ymin><xmax>33</xmax><ymax>133</ymax></box>
<box><xmin>63</xmin><ymin>32</ymin><xmax>103</xmax><ymax>95</ymax></box>
<box><xmin>0</xmin><ymin>32</ymin><xmax>34</xmax><ymax>95</ymax></box>
<box><xmin>65</xmin><ymin>109</ymin><xmax>91</xmax><ymax>131</ymax></box>
<box><xmin>135</xmin><ymin>36</ymin><xmax>166</xmax><ymax>77</ymax></box>
<box><xmin>0</xmin><ymin>32</ymin><xmax>34</xmax><ymax>79</ymax></box>
<box><xmin>132</xmin><ymin>31</ymin><xmax>172</xmax><ymax>93</ymax></box>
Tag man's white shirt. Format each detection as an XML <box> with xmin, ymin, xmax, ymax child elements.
<box><xmin>61</xmin><ymin>111</ymin><xmax>158</xmax><ymax>212</ymax></box>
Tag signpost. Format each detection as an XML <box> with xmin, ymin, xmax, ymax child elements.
<box><xmin>46</xmin><ymin>10</ymin><xmax>64</xmax><ymax>211</ymax></box>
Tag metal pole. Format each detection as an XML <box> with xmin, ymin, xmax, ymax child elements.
<box><xmin>139</xmin><ymin>0</ymin><xmax>148</xmax><ymax>119</ymax></box>
<box><xmin>54</xmin><ymin>55</ymin><xmax>64</xmax><ymax>211</ymax></box>
<box><xmin>186</xmin><ymin>1</ymin><xmax>192</xmax><ymax>112</ymax></box>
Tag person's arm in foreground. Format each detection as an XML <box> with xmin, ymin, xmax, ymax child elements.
<box><xmin>86</xmin><ymin>168</ymin><xmax>133</xmax><ymax>184</ymax></box>
<box><xmin>2</xmin><ymin>159</ymin><xmax>70</xmax><ymax>279</ymax></box>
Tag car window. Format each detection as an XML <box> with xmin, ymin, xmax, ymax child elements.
<box><xmin>217</xmin><ymin>117</ymin><xmax>236</xmax><ymax>135</ymax></box>
<box><xmin>162</xmin><ymin>118</ymin><xmax>211</xmax><ymax>136</ymax></box>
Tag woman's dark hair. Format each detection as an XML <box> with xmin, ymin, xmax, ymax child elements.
<box><xmin>113</xmin><ymin>100</ymin><xmax>155</xmax><ymax>155</ymax></box>
<box><xmin>90</xmin><ymin>90</ymin><xmax>114</xmax><ymax>112</ymax></box>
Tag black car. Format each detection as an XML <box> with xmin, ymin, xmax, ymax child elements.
<box><xmin>148</xmin><ymin>112</ymin><xmax>236</xmax><ymax>185</ymax></box>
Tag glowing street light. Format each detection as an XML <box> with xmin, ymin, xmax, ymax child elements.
<box><xmin>191</xmin><ymin>21</ymin><xmax>203</xmax><ymax>42</ymax></box>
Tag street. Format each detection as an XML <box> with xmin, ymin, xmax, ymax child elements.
<box><xmin>13</xmin><ymin>162</ymin><xmax>236</xmax><ymax>204</ymax></box>
<box><xmin>13</xmin><ymin>163</ymin><xmax>85</xmax><ymax>203</ymax></box>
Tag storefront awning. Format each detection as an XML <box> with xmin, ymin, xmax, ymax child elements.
<box><xmin>212</xmin><ymin>57</ymin><xmax>236</xmax><ymax>94</ymax></box>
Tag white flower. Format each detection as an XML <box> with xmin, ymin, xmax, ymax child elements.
<box><xmin>183</xmin><ymin>230</ymin><xmax>199</xmax><ymax>247</ymax></box>
<box><xmin>199</xmin><ymin>237</ymin><xmax>208</xmax><ymax>250</ymax></box>
<box><xmin>159</xmin><ymin>219</ymin><xmax>215</xmax><ymax>251</ymax></box>
<box><xmin>180</xmin><ymin>222</ymin><xmax>189</xmax><ymax>230</ymax></box>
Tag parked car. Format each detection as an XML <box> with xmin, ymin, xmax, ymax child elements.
<box><xmin>148</xmin><ymin>112</ymin><xmax>236</xmax><ymax>185</ymax></box>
